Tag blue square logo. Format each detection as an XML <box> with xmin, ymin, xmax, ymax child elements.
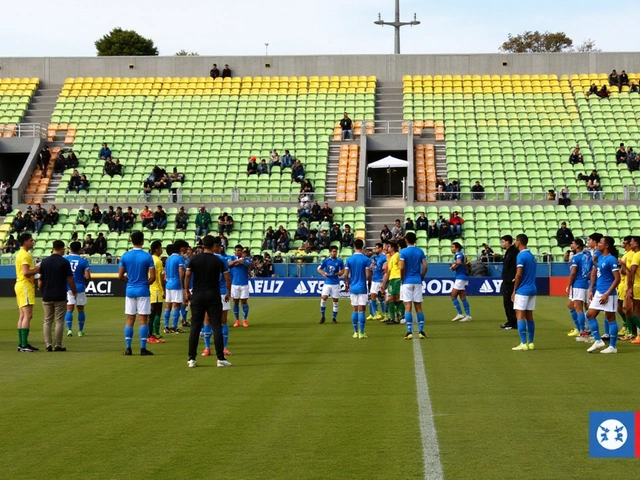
<box><xmin>589</xmin><ymin>412</ymin><xmax>635</xmax><ymax>458</ymax></box>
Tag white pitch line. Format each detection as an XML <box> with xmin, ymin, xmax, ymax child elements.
<box><xmin>413</xmin><ymin>337</ymin><xmax>444</xmax><ymax>480</ymax></box>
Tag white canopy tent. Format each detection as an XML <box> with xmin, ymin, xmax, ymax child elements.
<box><xmin>367</xmin><ymin>156</ymin><xmax>409</xmax><ymax>169</ymax></box>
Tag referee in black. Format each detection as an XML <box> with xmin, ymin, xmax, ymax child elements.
<box><xmin>184</xmin><ymin>235</ymin><xmax>231</xmax><ymax>368</ymax></box>
<box><xmin>500</xmin><ymin>235</ymin><xmax>518</xmax><ymax>330</ymax></box>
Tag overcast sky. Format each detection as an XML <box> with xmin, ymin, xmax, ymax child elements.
<box><xmin>1</xmin><ymin>0</ymin><xmax>638</xmax><ymax>57</ymax></box>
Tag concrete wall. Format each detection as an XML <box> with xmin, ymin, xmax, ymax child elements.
<box><xmin>0</xmin><ymin>137</ymin><xmax>44</xmax><ymax>204</ymax></box>
<box><xmin>2</xmin><ymin>53</ymin><xmax>640</xmax><ymax>84</ymax></box>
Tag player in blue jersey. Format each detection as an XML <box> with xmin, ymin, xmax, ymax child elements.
<box><xmin>586</xmin><ymin>236</ymin><xmax>621</xmax><ymax>353</ymax></box>
<box><xmin>399</xmin><ymin>232</ymin><xmax>428</xmax><ymax>340</ymax></box>
<box><xmin>586</xmin><ymin>233</ymin><xmax>604</xmax><ymax>338</ymax></box>
<box><xmin>511</xmin><ymin>234</ymin><xmax>537</xmax><ymax>351</ymax></box>
<box><xmin>163</xmin><ymin>243</ymin><xmax>186</xmax><ymax>333</ymax></box>
<box><xmin>118</xmin><ymin>231</ymin><xmax>156</xmax><ymax>356</ymax></box>
<box><xmin>202</xmin><ymin>245</ymin><xmax>233</xmax><ymax>357</ymax></box>
<box><xmin>450</xmin><ymin>242</ymin><xmax>471</xmax><ymax>323</ymax></box>
<box><xmin>566</xmin><ymin>238</ymin><xmax>591</xmax><ymax>340</ymax></box>
<box><xmin>228</xmin><ymin>245</ymin><xmax>251</xmax><ymax>328</ymax></box>
<box><xmin>344</xmin><ymin>239</ymin><xmax>371</xmax><ymax>339</ymax></box>
<box><xmin>64</xmin><ymin>241</ymin><xmax>91</xmax><ymax>337</ymax></box>
<box><xmin>317</xmin><ymin>246</ymin><xmax>345</xmax><ymax>324</ymax></box>
<box><xmin>368</xmin><ymin>243</ymin><xmax>388</xmax><ymax>322</ymax></box>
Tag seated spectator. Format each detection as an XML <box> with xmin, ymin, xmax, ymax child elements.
<box><xmin>297</xmin><ymin>193</ymin><xmax>311</xmax><ymax>222</ymax></box>
<box><xmin>273</xmin><ymin>252</ymin><xmax>284</xmax><ymax>263</ymax></box>
<box><xmin>170</xmin><ymin>167</ymin><xmax>184</xmax><ymax>183</ymax></box>
<box><xmin>261</xmin><ymin>253</ymin><xmax>275</xmax><ymax>277</ymax></box>
<box><xmin>257</xmin><ymin>159</ymin><xmax>269</xmax><ymax>175</ymax></box>
<box><xmin>416</xmin><ymin>212</ymin><xmax>428</xmax><ymax>231</ymax></box>
<box><xmin>143</xmin><ymin>181</ymin><xmax>152</xmax><ymax>200</ymax></box>
<box><xmin>123</xmin><ymin>206</ymin><xmax>136</xmax><ymax>231</ymax></box>
<box><xmin>263</xmin><ymin>226</ymin><xmax>276</xmax><ymax>251</ymax></box>
<box><xmin>175</xmin><ymin>206</ymin><xmax>188</xmax><ymax>232</ymax></box>
<box><xmin>588</xmin><ymin>170</ymin><xmax>600</xmax><ymax>184</ymax></box>
<box><xmin>23</xmin><ymin>207</ymin><xmax>35</xmax><ymax>232</ymax></box>
<box><xmin>435</xmin><ymin>177</ymin><xmax>447</xmax><ymax>199</ymax></box>
<box><xmin>109</xmin><ymin>207</ymin><xmax>125</xmax><ymax>234</ymax></box>
<box><xmin>147</xmin><ymin>205</ymin><xmax>167</xmax><ymax>231</ymax></box>
<box><xmin>556</xmin><ymin>222</ymin><xmax>574</xmax><ymax>248</ymax></box>
<box><xmin>564</xmin><ymin>250</ymin><xmax>571</xmax><ymax>262</ymax></box>
<box><xmin>294</xmin><ymin>222</ymin><xmax>309</xmax><ymax>242</ymax></box>
<box><xmin>620</xmin><ymin>70</ymin><xmax>630</xmax><ymax>90</ymax></box>
<box><xmin>627</xmin><ymin>148</ymin><xmax>639</xmax><ymax>172</ymax></box>
<box><xmin>632</xmin><ymin>83</ymin><xmax>640</xmax><ymax>93</ymax></box>
<box><xmin>247</xmin><ymin>156</ymin><xmax>258</xmax><ymax>175</ymax></box>
<box><xmin>217</xmin><ymin>211</ymin><xmax>234</xmax><ymax>235</ymax></box>
<box><xmin>439</xmin><ymin>219</ymin><xmax>450</xmax><ymax>240</ymax></box>
<box><xmin>319</xmin><ymin>202</ymin><xmax>334</xmax><ymax>224</ymax></box>
<box><xmin>222</xmin><ymin>64</ymin><xmax>232</xmax><ymax>78</ymax></box>
<box><xmin>270</xmin><ymin>149</ymin><xmax>281</xmax><ymax>168</ymax></box>
<box><xmin>449</xmin><ymin>180</ymin><xmax>461</xmax><ymax>201</ymax></box>
<box><xmin>380</xmin><ymin>225</ymin><xmax>392</xmax><ymax>242</ymax></box>
<box><xmin>100</xmin><ymin>206</ymin><xmax>115</xmax><ymax>226</ymax></box>
<box><xmin>0</xmin><ymin>197</ymin><xmax>11</xmax><ymax>216</ymax></box>
<box><xmin>196</xmin><ymin>205</ymin><xmax>212</xmax><ymax>237</ymax></box>
<box><xmin>300</xmin><ymin>178</ymin><xmax>313</xmax><ymax>194</ymax></box>
<box><xmin>404</xmin><ymin>217</ymin><xmax>415</xmax><ymax>232</ymax></box>
<box><xmin>585</xmin><ymin>83</ymin><xmax>598</xmax><ymax>97</ymax></box>
<box><xmin>53</xmin><ymin>151</ymin><xmax>66</xmax><ymax>173</ymax></box>
<box><xmin>140</xmin><ymin>205</ymin><xmax>154</xmax><ymax>229</ymax></box>
<box><xmin>310</xmin><ymin>201</ymin><xmax>322</xmax><ymax>221</ymax></box>
<box><xmin>471</xmin><ymin>180</ymin><xmax>485</xmax><ymax>199</ymax></box>
<box><xmin>391</xmin><ymin>219</ymin><xmax>404</xmax><ymax>239</ymax></box>
<box><xmin>480</xmin><ymin>243</ymin><xmax>495</xmax><ymax>263</ymax></box>
<box><xmin>331</xmin><ymin>223</ymin><xmax>343</xmax><ymax>243</ymax></box>
<box><xmin>305</xmin><ymin>232</ymin><xmax>319</xmax><ymax>253</ymax></box>
<box><xmin>558</xmin><ymin>187</ymin><xmax>571</xmax><ymax>207</ymax></box>
<box><xmin>318</xmin><ymin>230</ymin><xmax>331</xmax><ymax>251</ymax></box>
<box><xmin>340</xmin><ymin>112</ymin><xmax>353</xmax><ymax>141</ymax></box>
<box><xmin>65</xmin><ymin>149</ymin><xmax>79</xmax><ymax>169</ymax></box>
<box><xmin>449</xmin><ymin>211</ymin><xmax>464</xmax><ymax>238</ymax></box>
<box><xmin>111</xmin><ymin>159</ymin><xmax>124</xmax><ymax>177</ymax></box>
<box><xmin>76</xmin><ymin>208</ymin><xmax>89</xmax><ymax>228</ymax></box>
<box><xmin>99</xmin><ymin>143</ymin><xmax>112</xmax><ymax>160</ymax></box>
<box><xmin>281</xmin><ymin>150</ymin><xmax>293</xmax><ymax>169</ymax></box>
<box><xmin>30</xmin><ymin>204</ymin><xmax>44</xmax><ymax>234</ymax></box>
<box><xmin>596</xmin><ymin>85</ymin><xmax>610</xmax><ymax>99</ymax></box>
<box><xmin>93</xmin><ymin>232</ymin><xmax>107</xmax><ymax>255</ymax></box>
<box><xmin>275</xmin><ymin>227</ymin><xmax>290</xmax><ymax>252</ymax></box>
<box><xmin>210</xmin><ymin>63</ymin><xmax>220</xmax><ymax>79</ymax></box>
<box><xmin>291</xmin><ymin>159</ymin><xmax>305</xmax><ymax>183</ymax></box>
<box><xmin>66</xmin><ymin>169</ymin><xmax>81</xmax><ymax>193</ymax></box>
<box><xmin>90</xmin><ymin>204</ymin><xmax>102</xmax><ymax>223</ymax></box>
<box><xmin>78</xmin><ymin>174</ymin><xmax>90</xmax><ymax>192</ymax></box>
<box><xmin>45</xmin><ymin>205</ymin><xmax>59</xmax><ymax>226</ymax></box>
<box><xmin>3</xmin><ymin>234</ymin><xmax>18</xmax><ymax>254</ymax></box>
<box><xmin>83</xmin><ymin>234</ymin><xmax>94</xmax><ymax>254</ymax></box>
<box><xmin>103</xmin><ymin>157</ymin><xmax>115</xmax><ymax>176</ymax></box>
<box><xmin>341</xmin><ymin>225</ymin><xmax>354</xmax><ymax>248</ymax></box>
<box><xmin>609</xmin><ymin>69</ymin><xmax>619</xmax><ymax>87</ymax></box>
<box><xmin>569</xmin><ymin>148</ymin><xmax>584</xmax><ymax>165</ymax></box>
<box><xmin>38</xmin><ymin>146</ymin><xmax>51</xmax><ymax>175</ymax></box>
<box><xmin>11</xmin><ymin>211</ymin><xmax>27</xmax><ymax>233</ymax></box>
<box><xmin>616</xmin><ymin>143</ymin><xmax>627</xmax><ymax>164</ymax></box>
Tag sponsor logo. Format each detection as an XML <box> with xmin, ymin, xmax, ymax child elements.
<box><xmin>589</xmin><ymin>412</ymin><xmax>638</xmax><ymax>458</ymax></box>
<box><xmin>85</xmin><ymin>280</ymin><xmax>113</xmax><ymax>296</ymax></box>
<box><xmin>479</xmin><ymin>281</ymin><xmax>493</xmax><ymax>293</ymax></box>
<box><xmin>249</xmin><ymin>280</ymin><xmax>284</xmax><ymax>294</ymax></box>
<box><xmin>422</xmin><ymin>280</ymin><xmax>454</xmax><ymax>295</ymax></box>
<box><xmin>294</xmin><ymin>281</ymin><xmax>309</xmax><ymax>294</ymax></box>
<box><xmin>479</xmin><ymin>279</ymin><xmax>504</xmax><ymax>294</ymax></box>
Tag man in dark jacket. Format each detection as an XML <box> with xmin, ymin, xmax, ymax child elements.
<box><xmin>340</xmin><ymin>112</ymin><xmax>353</xmax><ymax>141</ymax></box>
<box><xmin>556</xmin><ymin>222</ymin><xmax>574</xmax><ymax>248</ymax></box>
<box><xmin>500</xmin><ymin>235</ymin><xmax>518</xmax><ymax>330</ymax></box>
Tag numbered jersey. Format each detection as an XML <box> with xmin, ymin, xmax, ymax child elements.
<box><xmin>64</xmin><ymin>254</ymin><xmax>90</xmax><ymax>293</ymax></box>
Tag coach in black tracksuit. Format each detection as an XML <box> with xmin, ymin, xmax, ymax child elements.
<box><xmin>500</xmin><ymin>235</ymin><xmax>518</xmax><ymax>330</ymax></box>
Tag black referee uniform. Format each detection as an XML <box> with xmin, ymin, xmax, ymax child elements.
<box><xmin>501</xmin><ymin>244</ymin><xmax>518</xmax><ymax>329</ymax></box>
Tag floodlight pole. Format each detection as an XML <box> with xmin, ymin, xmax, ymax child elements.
<box><xmin>374</xmin><ymin>0</ymin><xmax>420</xmax><ymax>54</ymax></box>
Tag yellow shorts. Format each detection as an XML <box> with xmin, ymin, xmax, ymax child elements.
<box><xmin>617</xmin><ymin>283</ymin><xmax>626</xmax><ymax>299</ymax></box>
<box><xmin>15</xmin><ymin>282</ymin><xmax>35</xmax><ymax>308</ymax></box>
<box><xmin>150</xmin><ymin>289</ymin><xmax>164</xmax><ymax>304</ymax></box>
<box><xmin>634</xmin><ymin>286</ymin><xmax>640</xmax><ymax>302</ymax></box>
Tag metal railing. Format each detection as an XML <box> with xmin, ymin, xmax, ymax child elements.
<box><xmin>13</xmin><ymin>123</ymin><xmax>47</xmax><ymax>139</ymax></box>
<box><xmin>364</xmin><ymin>120</ymin><xmax>405</xmax><ymax>134</ymax></box>
<box><xmin>426</xmin><ymin>189</ymin><xmax>637</xmax><ymax>202</ymax></box>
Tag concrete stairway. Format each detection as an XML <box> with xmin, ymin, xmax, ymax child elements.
<box><xmin>365</xmin><ymin>198</ymin><xmax>406</xmax><ymax>246</ymax></box>
<box><xmin>22</xmin><ymin>84</ymin><xmax>63</xmax><ymax>126</ymax></box>
<box><xmin>374</xmin><ymin>82</ymin><xmax>403</xmax><ymax>133</ymax></box>
<box><xmin>324</xmin><ymin>140</ymin><xmax>341</xmax><ymax>201</ymax></box>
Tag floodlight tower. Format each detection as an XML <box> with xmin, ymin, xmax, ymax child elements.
<box><xmin>374</xmin><ymin>0</ymin><xmax>420</xmax><ymax>54</ymax></box>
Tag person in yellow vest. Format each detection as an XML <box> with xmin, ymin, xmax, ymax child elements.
<box><xmin>617</xmin><ymin>237</ymin><xmax>634</xmax><ymax>340</ymax></box>
<box><xmin>15</xmin><ymin>233</ymin><xmax>40</xmax><ymax>352</ymax></box>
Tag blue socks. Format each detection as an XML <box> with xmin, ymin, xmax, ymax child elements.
<box><xmin>351</xmin><ymin>312</ymin><xmax>358</xmax><ymax>333</ymax></box>
<box><xmin>139</xmin><ymin>325</ymin><xmax>149</xmax><ymax>349</ymax></box>
<box><xmin>320</xmin><ymin>299</ymin><xmax>326</xmax><ymax>318</ymax></box>
<box><xmin>222</xmin><ymin>324</ymin><xmax>229</xmax><ymax>348</ymax></box>
<box><xmin>380</xmin><ymin>299</ymin><xmax>387</xmax><ymax>314</ymax></box>
<box><xmin>172</xmin><ymin>308</ymin><xmax>180</xmax><ymax>329</ymax></box>
<box><xmin>203</xmin><ymin>324</ymin><xmax>212</xmax><ymax>349</ymax></box>
<box><xmin>462</xmin><ymin>299</ymin><xmax>470</xmax><ymax>316</ymax></box>
<box><xmin>609</xmin><ymin>321</ymin><xmax>618</xmax><ymax>348</ymax></box>
<box><xmin>65</xmin><ymin>310</ymin><xmax>73</xmax><ymax>330</ymax></box>
<box><xmin>163</xmin><ymin>309</ymin><xmax>170</xmax><ymax>328</ymax></box>
<box><xmin>405</xmin><ymin>312</ymin><xmax>413</xmax><ymax>333</ymax></box>
<box><xmin>570</xmin><ymin>309</ymin><xmax>579</xmax><ymax>330</ymax></box>
<box><xmin>417</xmin><ymin>312</ymin><xmax>425</xmax><ymax>332</ymax></box>
<box><xmin>452</xmin><ymin>298</ymin><xmax>462</xmax><ymax>315</ymax></box>
<box><xmin>78</xmin><ymin>311</ymin><xmax>85</xmax><ymax>332</ymax></box>
<box><xmin>526</xmin><ymin>320</ymin><xmax>535</xmax><ymax>343</ymax></box>
<box><xmin>242</xmin><ymin>304</ymin><xmax>249</xmax><ymax>320</ymax></box>
<box><xmin>358</xmin><ymin>312</ymin><xmax>366</xmax><ymax>333</ymax></box>
<box><xmin>332</xmin><ymin>302</ymin><xmax>338</xmax><ymax>320</ymax></box>
<box><xmin>181</xmin><ymin>305</ymin><xmax>187</xmax><ymax>321</ymax></box>
<box><xmin>517</xmin><ymin>320</ymin><xmax>527</xmax><ymax>344</ymax></box>
<box><xmin>577</xmin><ymin>313</ymin><xmax>586</xmax><ymax>332</ymax></box>
<box><xmin>369</xmin><ymin>300</ymin><xmax>377</xmax><ymax>317</ymax></box>
<box><xmin>587</xmin><ymin>316</ymin><xmax>601</xmax><ymax>341</ymax></box>
<box><xmin>233</xmin><ymin>304</ymin><xmax>240</xmax><ymax>321</ymax></box>
<box><xmin>124</xmin><ymin>325</ymin><xmax>133</xmax><ymax>349</ymax></box>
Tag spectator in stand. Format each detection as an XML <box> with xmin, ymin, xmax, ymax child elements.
<box><xmin>32</xmin><ymin>204</ymin><xmax>45</xmax><ymax>234</ymax></box>
<box><xmin>587</xmin><ymin>179</ymin><xmax>602</xmax><ymax>200</ymax></box>
<box><xmin>218</xmin><ymin>233</ymin><xmax>228</xmax><ymax>250</ymax></box>
<box><xmin>247</xmin><ymin>156</ymin><xmax>258</xmax><ymax>175</ymax></box>
<box><xmin>281</xmin><ymin>150</ymin><xmax>293</xmax><ymax>169</ymax></box>
<box><xmin>556</xmin><ymin>222</ymin><xmax>574</xmax><ymax>248</ymax></box>
<box><xmin>569</xmin><ymin>147</ymin><xmax>584</xmax><ymax>165</ymax></box>
<box><xmin>38</xmin><ymin>146</ymin><xmax>51</xmax><ymax>175</ymax></box>
<box><xmin>170</xmin><ymin>167</ymin><xmax>184</xmax><ymax>183</ymax></box>
<box><xmin>439</xmin><ymin>219</ymin><xmax>450</xmax><ymax>240</ymax></box>
<box><xmin>291</xmin><ymin>159</ymin><xmax>305</xmax><ymax>183</ymax></box>
<box><xmin>331</xmin><ymin>223</ymin><xmax>343</xmax><ymax>243</ymax></box>
<box><xmin>270</xmin><ymin>149</ymin><xmax>281</xmax><ymax>168</ymax></box>
<box><xmin>310</xmin><ymin>200</ymin><xmax>322</xmax><ymax>222</ymax></box>
<box><xmin>98</xmin><ymin>143</ymin><xmax>111</xmax><ymax>160</ymax></box>
<box><xmin>3</xmin><ymin>234</ymin><xmax>18</xmax><ymax>254</ymax></box>
<box><xmin>340</xmin><ymin>112</ymin><xmax>353</xmax><ymax>141</ymax></box>
<box><xmin>449</xmin><ymin>211</ymin><xmax>464</xmax><ymax>238</ymax></box>
<box><xmin>596</xmin><ymin>85</ymin><xmax>610</xmax><ymax>99</ymax></box>
<box><xmin>175</xmin><ymin>206</ymin><xmax>188</xmax><ymax>232</ymax></box>
<box><xmin>195</xmin><ymin>205</ymin><xmax>212</xmax><ymax>237</ymax></box>
<box><xmin>90</xmin><ymin>204</ymin><xmax>102</xmax><ymax>223</ymax></box>
<box><xmin>275</xmin><ymin>227</ymin><xmax>290</xmax><ymax>252</ymax></box>
<box><xmin>210</xmin><ymin>64</ymin><xmax>220</xmax><ymax>79</ymax></box>
<box><xmin>558</xmin><ymin>187</ymin><xmax>571</xmax><ymax>206</ymax></box>
<box><xmin>53</xmin><ymin>151</ymin><xmax>66</xmax><ymax>173</ymax></box>
<box><xmin>305</xmin><ymin>232</ymin><xmax>319</xmax><ymax>253</ymax></box>
<box><xmin>297</xmin><ymin>193</ymin><xmax>311</xmax><ymax>222</ymax></box>
<box><xmin>273</xmin><ymin>252</ymin><xmax>283</xmax><ymax>264</ymax></box>
<box><xmin>380</xmin><ymin>225</ymin><xmax>392</xmax><ymax>241</ymax></box>
<box><xmin>341</xmin><ymin>225</ymin><xmax>354</xmax><ymax>248</ymax></box>
<box><xmin>140</xmin><ymin>205</ymin><xmax>154</xmax><ymax>229</ymax></box>
<box><xmin>294</xmin><ymin>222</ymin><xmax>309</xmax><ymax>242</ymax></box>
<box><xmin>0</xmin><ymin>197</ymin><xmax>11</xmax><ymax>216</ymax></box>
<box><xmin>217</xmin><ymin>211</ymin><xmax>234</xmax><ymax>235</ymax></box>
<box><xmin>222</xmin><ymin>64</ymin><xmax>232</xmax><ymax>78</ymax></box>
<box><xmin>104</xmin><ymin>157</ymin><xmax>115</xmax><ymax>176</ymax></box>
<box><xmin>261</xmin><ymin>253</ymin><xmax>275</xmax><ymax>277</ymax></box>
<box><xmin>78</xmin><ymin>174</ymin><xmax>90</xmax><ymax>193</ymax></box>
<box><xmin>23</xmin><ymin>207</ymin><xmax>35</xmax><ymax>232</ymax></box>
<box><xmin>435</xmin><ymin>178</ymin><xmax>447</xmax><ymax>200</ymax></box>
<box><xmin>391</xmin><ymin>219</ymin><xmax>404</xmax><ymax>239</ymax></box>
<box><xmin>416</xmin><ymin>211</ymin><xmax>428</xmax><ymax>231</ymax></box>
<box><xmin>45</xmin><ymin>205</ymin><xmax>59</xmax><ymax>226</ymax></box>
<box><xmin>149</xmin><ymin>166</ymin><xmax>170</xmax><ymax>189</ymax></box>
<box><xmin>106</xmin><ymin>158</ymin><xmax>123</xmax><ymax>177</ymax></box>
<box><xmin>257</xmin><ymin>159</ymin><xmax>269</xmax><ymax>175</ymax></box>
<box><xmin>109</xmin><ymin>207</ymin><xmax>125</xmax><ymax>234</ymax></box>
<box><xmin>319</xmin><ymin>202</ymin><xmax>334</xmax><ymax>224</ymax></box>
<box><xmin>93</xmin><ymin>232</ymin><xmax>107</xmax><ymax>255</ymax></box>
<box><xmin>66</xmin><ymin>149</ymin><xmax>79</xmax><ymax>169</ymax></box>
<box><xmin>318</xmin><ymin>230</ymin><xmax>331</xmax><ymax>251</ymax></box>
<box><xmin>609</xmin><ymin>69</ymin><xmax>619</xmax><ymax>88</ymax></box>
<box><xmin>480</xmin><ymin>243</ymin><xmax>495</xmax><ymax>263</ymax></box>
<box><xmin>66</xmin><ymin>169</ymin><xmax>81</xmax><ymax>193</ymax></box>
<box><xmin>471</xmin><ymin>180</ymin><xmax>485</xmax><ymax>200</ymax></box>
<box><xmin>123</xmin><ymin>206</ymin><xmax>136</xmax><ymax>231</ymax></box>
<box><xmin>616</xmin><ymin>143</ymin><xmax>627</xmax><ymax>165</ymax></box>
<box><xmin>450</xmin><ymin>180</ymin><xmax>461</xmax><ymax>201</ymax></box>
<box><xmin>620</xmin><ymin>70</ymin><xmax>630</xmax><ymax>90</ymax></box>
<box><xmin>627</xmin><ymin>147</ymin><xmax>639</xmax><ymax>172</ymax></box>
<box><xmin>404</xmin><ymin>217</ymin><xmax>415</xmax><ymax>232</ymax></box>
<box><xmin>263</xmin><ymin>226</ymin><xmax>276</xmax><ymax>251</ymax></box>
<box><xmin>100</xmin><ymin>206</ymin><xmax>115</xmax><ymax>226</ymax></box>
<box><xmin>11</xmin><ymin>211</ymin><xmax>27</xmax><ymax>233</ymax></box>
<box><xmin>148</xmin><ymin>205</ymin><xmax>167</xmax><ymax>231</ymax></box>
<box><xmin>143</xmin><ymin>181</ymin><xmax>152</xmax><ymax>201</ymax></box>
<box><xmin>76</xmin><ymin>208</ymin><xmax>89</xmax><ymax>228</ymax></box>
<box><xmin>585</xmin><ymin>82</ymin><xmax>598</xmax><ymax>97</ymax></box>
<box><xmin>300</xmin><ymin>178</ymin><xmax>314</xmax><ymax>195</ymax></box>
<box><xmin>83</xmin><ymin>234</ymin><xmax>94</xmax><ymax>254</ymax></box>
<box><xmin>589</xmin><ymin>169</ymin><xmax>600</xmax><ymax>184</ymax></box>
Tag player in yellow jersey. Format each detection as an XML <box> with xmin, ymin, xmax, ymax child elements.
<box><xmin>617</xmin><ymin>237</ymin><xmax>634</xmax><ymax>340</ymax></box>
<box><xmin>15</xmin><ymin>233</ymin><xmax>40</xmax><ymax>352</ymax></box>
<box><xmin>381</xmin><ymin>240</ymin><xmax>405</xmax><ymax>324</ymax></box>
<box><xmin>625</xmin><ymin>236</ymin><xmax>640</xmax><ymax>344</ymax></box>
<box><xmin>148</xmin><ymin>240</ymin><xmax>165</xmax><ymax>344</ymax></box>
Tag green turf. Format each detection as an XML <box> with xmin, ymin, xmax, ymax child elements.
<box><xmin>0</xmin><ymin>296</ymin><xmax>637</xmax><ymax>479</ymax></box>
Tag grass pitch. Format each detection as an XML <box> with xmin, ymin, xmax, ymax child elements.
<box><xmin>0</xmin><ymin>296</ymin><xmax>637</xmax><ymax>479</ymax></box>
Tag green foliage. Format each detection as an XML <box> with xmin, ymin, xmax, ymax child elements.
<box><xmin>576</xmin><ymin>38</ymin><xmax>601</xmax><ymax>53</ymax></box>
<box><xmin>175</xmin><ymin>49</ymin><xmax>199</xmax><ymax>56</ymax></box>
<box><xmin>500</xmin><ymin>31</ymin><xmax>573</xmax><ymax>53</ymax></box>
<box><xmin>95</xmin><ymin>27</ymin><xmax>159</xmax><ymax>56</ymax></box>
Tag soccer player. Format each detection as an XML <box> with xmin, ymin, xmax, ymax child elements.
<box><xmin>511</xmin><ymin>234</ymin><xmax>537</xmax><ymax>351</ymax></box>
<box><xmin>118</xmin><ymin>231</ymin><xmax>156</xmax><ymax>356</ymax></box>
<box><xmin>587</xmin><ymin>233</ymin><xmax>604</xmax><ymax>337</ymax></box>
<box><xmin>174</xmin><ymin>240</ymin><xmax>191</xmax><ymax>327</ymax></box>
<box><xmin>163</xmin><ymin>243</ymin><xmax>186</xmax><ymax>333</ymax></box>
<box><xmin>15</xmin><ymin>233</ymin><xmax>40</xmax><ymax>352</ymax></box>
<box><xmin>203</xmin><ymin>244</ymin><xmax>233</xmax><ymax>357</ymax></box>
<box><xmin>148</xmin><ymin>240</ymin><xmax>166</xmax><ymax>343</ymax></box>
<box><xmin>625</xmin><ymin>236</ymin><xmax>640</xmax><ymax>344</ymax></box>
<box><xmin>381</xmin><ymin>241</ymin><xmax>402</xmax><ymax>325</ymax></box>
<box><xmin>586</xmin><ymin>236</ymin><xmax>621</xmax><ymax>353</ymax></box>
<box><xmin>399</xmin><ymin>232</ymin><xmax>428</xmax><ymax>340</ymax></box>
<box><xmin>228</xmin><ymin>245</ymin><xmax>251</xmax><ymax>328</ymax></box>
<box><xmin>318</xmin><ymin>245</ymin><xmax>345</xmax><ymax>324</ymax></box>
<box><xmin>185</xmin><ymin>235</ymin><xmax>231</xmax><ymax>368</ymax></box>
<box><xmin>566</xmin><ymin>238</ymin><xmax>590</xmax><ymax>340</ymax></box>
<box><xmin>450</xmin><ymin>242</ymin><xmax>471</xmax><ymax>322</ymax></box>
<box><xmin>344</xmin><ymin>239</ymin><xmax>371</xmax><ymax>338</ymax></box>
<box><xmin>617</xmin><ymin>237</ymin><xmax>634</xmax><ymax>341</ymax></box>
<box><xmin>64</xmin><ymin>241</ymin><xmax>91</xmax><ymax>337</ymax></box>
<box><xmin>368</xmin><ymin>242</ymin><xmax>387</xmax><ymax>321</ymax></box>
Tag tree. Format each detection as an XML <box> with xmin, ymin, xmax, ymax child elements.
<box><xmin>576</xmin><ymin>38</ymin><xmax>601</xmax><ymax>53</ymax></box>
<box><xmin>95</xmin><ymin>28</ymin><xmax>159</xmax><ymax>56</ymax></box>
<box><xmin>500</xmin><ymin>31</ymin><xmax>573</xmax><ymax>53</ymax></box>
<box><xmin>175</xmin><ymin>50</ymin><xmax>199</xmax><ymax>56</ymax></box>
